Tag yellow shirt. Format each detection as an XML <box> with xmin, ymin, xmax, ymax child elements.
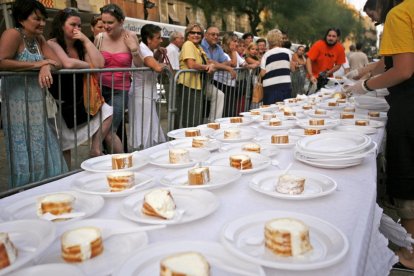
<box><xmin>380</xmin><ymin>0</ymin><xmax>414</xmax><ymax>55</ymax></box>
<box><xmin>178</xmin><ymin>40</ymin><xmax>208</xmax><ymax>90</ymax></box>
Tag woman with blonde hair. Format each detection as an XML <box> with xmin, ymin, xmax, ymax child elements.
<box><xmin>260</xmin><ymin>29</ymin><xmax>294</xmax><ymax>104</ymax></box>
<box><xmin>176</xmin><ymin>23</ymin><xmax>215</xmax><ymax>128</ymax></box>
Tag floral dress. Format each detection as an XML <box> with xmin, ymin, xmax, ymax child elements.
<box><xmin>1</xmin><ymin>39</ymin><xmax>67</xmax><ymax>188</ymax></box>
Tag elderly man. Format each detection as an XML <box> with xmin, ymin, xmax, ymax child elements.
<box><xmin>306</xmin><ymin>28</ymin><xmax>346</xmax><ymax>91</ymax></box>
<box><xmin>166</xmin><ymin>31</ymin><xmax>184</xmax><ymax>70</ymax></box>
<box><xmin>201</xmin><ymin>26</ymin><xmax>236</xmax><ymax>121</ymax></box>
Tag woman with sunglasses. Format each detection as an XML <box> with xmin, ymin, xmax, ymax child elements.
<box><xmin>98</xmin><ymin>3</ymin><xmax>142</xmax><ymax>149</ymax></box>
<box><xmin>129</xmin><ymin>24</ymin><xmax>167</xmax><ymax>149</ymax></box>
<box><xmin>47</xmin><ymin>8</ymin><xmax>122</xmax><ymax>165</ymax></box>
<box><xmin>0</xmin><ymin>0</ymin><xmax>67</xmax><ymax>187</ymax></box>
<box><xmin>176</xmin><ymin>23</ymin><xmax>214</xmax><ymax>128</ymax></box>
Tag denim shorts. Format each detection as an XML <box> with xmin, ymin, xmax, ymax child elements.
<box><xmin>101</xmin><ymin>86</ymin><xmax>128</xmax><ymax>131</ymax></box>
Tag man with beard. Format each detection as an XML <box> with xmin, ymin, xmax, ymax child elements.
<box><xmin>306</xmin><ymin>28</ymin><xmax>346</xmax><ymax>91</ymax></box>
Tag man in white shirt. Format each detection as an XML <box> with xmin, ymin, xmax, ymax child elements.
<box><xmin>348</xmin><ymin>42</ymin><xmax>369</xmax><ymax>71</ymax></box>
<box><xmin>166</xmin><ymin>31</ymin><xmax>184</xmax><ymax>70</ymax></box>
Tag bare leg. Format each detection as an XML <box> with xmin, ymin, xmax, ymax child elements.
<box><xmin>90</xmin><ymin>116</ymin><xmax>113</xmax><ymax>157</ymax></box>
<box><xmin>396</xmin><ymin>219</ymin><xmax>414</xmax><ymax>268</ymax></box>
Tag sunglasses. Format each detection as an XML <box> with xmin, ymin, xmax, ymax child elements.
<box><xmin>188</xmin><ymin>31</ymin><xmax>203</xmax><ymax>35</ymax></box>
<box><xmin>63</xmin><ymin>7</ymin><xmax>78</xmax><ymax>15</ymax></box>
<box><xmin>100</xmin><ymin>6</ymin><xmax>123</xmax><ymax>19</ymax></box>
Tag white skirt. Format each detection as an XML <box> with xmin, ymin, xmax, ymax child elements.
<box><xmin>59</xmin><ymin>103</ymin><xmax>113</xmax><ymax>151</ymax></box>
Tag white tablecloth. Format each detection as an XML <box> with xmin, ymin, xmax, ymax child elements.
<box><xmin>0</xmin><ymin>121</ymin><xmax>397</xmax><ymax>275</ymax></box>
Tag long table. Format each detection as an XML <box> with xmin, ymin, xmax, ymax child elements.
<box><xmin>0</xmin><ymin>117</ymin><xmax>397</xmax><ymax>275</ymax></box>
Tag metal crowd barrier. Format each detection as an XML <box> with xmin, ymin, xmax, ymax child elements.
<box><xmin>0</xmin><ymin>66</ymin><xmax>257</xmax><ymax>193</ymax></box>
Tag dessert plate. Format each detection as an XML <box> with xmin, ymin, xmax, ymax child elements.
<box><xmin>215</xmin><ymin>117</ymin><xmax>255</xmax><ymax>126</ymax></box>
<box><xmin>294</xmin><ymin>151</ymin><xmax>363</xmax><ymax>169</ymax></box>
<box><xmin>80</xmin><ymin>152</ymin><xmax>149</xmax><ymax>173</ymax></box>
<box><xmin>211</xmin><ymin>128</ymin><xmax>256</xmax><ymax>143</ymax></box>
<box><xmin>204</xmin><ymin>152</ymin><xmax>271</xmax><ymax>175</ymax></box>
<box><xmin>296</xmin><ymin>119</ymin><xmax>339</xmax><ymax>130</ymax></box>
<box><xmin>1</xmin><ymin>191</ymin><xmax>104</xmax><ymax>222</ymax></box>
<box><xmin>249</xmin><ymin>170</ymin><xmax>337</xmax><ymax>200</ymax></box>
<box><xmin>71</xmin><ymin>172</ymin><xmax>154</xmax><ymax>198</ymax></box>
<box><xmin>334</xmin><ymin>125</ymin><xmax>378</xmax><ymax>135</ymax></box>
<box><xmin>159</xmin><ymin>166</ymin><xmax>241</xmax><ymax>190</ymax></box>
<box><xmin>220</xmin><ymin>210</ymin><xmax>348</xmax><ymax>270</ymax></box>
<box><xmin>255</xmin><ymin>134</ymin><xmax>299</xmax><ymax>149</ymax></box>
<box><xmin>149</xmin><ymin>148</ymin><xmax>210</xmax><ymax>168</ymax></box>
<box><xmin>168</xmin><ymin>137</ymin><xmax>221</xmax><ymax>152</ymax></box>
<box><xmin>113</xmin><ymin>240</ymin><xmax>265</xmax><ymax>276</ymax></box>
<box><xmin>340</xmin><ymin>119</ymin><xmax>384</xmax><ymax>128</ymax></box>
<box><xmin>9</xmin><ymin>264</ymin><xmax>84</xmax><ymax>276</ymax></box>
<box><xmin>259</xmin><ymin>120</ymin><xmax>296</xmax><ymax>130</ymax></box>
<box><xmin>0</xmin><ymin>220</ymin><xmax>56</xmax><ymax>276</ymax></box>
<box><xmin>219</xmin><ymin>143</ymin><xmax>280</xmax><ymax>157</ymax></box>
<box><xmin>167</xmin><ymin>127</ymin><xmax>214</xmax><ymax>139</ymax></box>
<box><xmin>37</xmin><ymin>219</ymin><xmax>148</xmax><ymax>276</ymax></box>
<box><xmin>120</xmin><ymin>189</ymin><xmax>219</xmax><ymax>225</ymax></box>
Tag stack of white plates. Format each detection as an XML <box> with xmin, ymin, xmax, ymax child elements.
<box><xmin>294</xmin><ymin>132</ymin><xmax>376</xmax><ymax>169</ymax></box>
<box><xmin>354</xmin><ymin>95</ymin><xmax>389</xmax><ymax>111</ymax></box>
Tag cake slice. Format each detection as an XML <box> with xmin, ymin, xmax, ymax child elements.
<box><xmin>188</xmin><ymin>167</ymin><xmax>210</xmax><ymax>185</ymax></box>
<box><xmin>242</xmin><ymin>143</ymin><xmax>261</xmax><ymax>154</ymax></box>
<box><xmin>141</xmin><ymin>189</ymin><xmax>176</xmax><ymax>219</ymax></box>
<box><xmin>112</xmin><ymin>153</ymin><xmax>133</xmax><ymax>170</ymax></box>
<box><xmin>106</xmin><ymin>172</ymin><xmax>135</xmax><ymax>192</ymax></box>
<box><xmin>185</xmin><ymin>129</ymin><xmax>201</xmax><ymax>137</ymax></box>
<box><xmin>169</xmin><ymin>149</ymin><xmax>190</xmax><ymax>164</ymax></box>
<box><xmin>37</xmin><ymin>193</ymin><xmax>75</xmax><ymax>217</ymax></box>
<box><xmin>0</xmin><ymin>232</ymin><xmax>18</xmax><ymax>269</ymax></box>
<box><xmin>276</xmin><ymin>174</ymin><xmax>305</xmax><ymax>195</ymax></box>
<box><xmin>61</xmin><ymin>227</ymin><xmax>104</xmax><ymax>263</ymax></box>
<box><xmin>160</xmin><ymin>252</ymin><xmax>210</xmax><ymax>276</ymax></box>
<box><xmin>229</xmin><ymin>154</ymin><xmax>252</xmax><ymax>170</ymax></box>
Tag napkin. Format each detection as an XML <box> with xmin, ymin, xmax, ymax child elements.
<box><xmin>379</xmin><ymin>213</ymin><xmax>414</xmax><ymax>251</ymax></box>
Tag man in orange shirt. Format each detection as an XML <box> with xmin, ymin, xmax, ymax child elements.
<box><xmin>306</xmin><ymin>28</ymin><xmax>346</xmax><ymax>91</ymax></box>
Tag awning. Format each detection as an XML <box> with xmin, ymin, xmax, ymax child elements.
<box><xmin>124</xmin><ymin>17</ymin><xmax>185</xmax><ymax>38</ymax></box>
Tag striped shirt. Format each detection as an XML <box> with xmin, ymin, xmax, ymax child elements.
<box><xmin>260</xmin><ymin>47</ymin><xmax>292</xmax><ymax>90</ymax></box>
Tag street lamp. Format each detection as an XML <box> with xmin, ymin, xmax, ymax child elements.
<box><xmin>144</xmin><ymin>0</ymin><xmax>155</xmax><ymax>20</ymax></box>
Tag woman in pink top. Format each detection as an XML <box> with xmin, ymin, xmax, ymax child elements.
<box><xmin>97</xmin><ymin>4</ymin><xmax>142</xmax><ymax>147</ymax></box>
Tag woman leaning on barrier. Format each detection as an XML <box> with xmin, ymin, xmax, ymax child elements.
<box><xmin>0</xmin><ymin>0</ymin><xmax>68</xmax><ymax>188</ymax></box>
<box><xmin>128</xmin><ymin>24</ymin><xmax>167</xmax><ymax>149</ymax></box>
<box><xmin>47</xmin><ymin>8</ymin><xmax>122</xmax><ymax>166</ymax></box>
<box><xmin>176</xmin><ymin>23</ymin><xmax>215</xmax><ymax>128</ymax></box>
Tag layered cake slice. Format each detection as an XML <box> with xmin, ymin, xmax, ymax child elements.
<box><xmin>271</xmin><ymin>134</ymin><xmax>289</xmax><ymax>144</ymax></box>
<box><xmin>37</xmin><ymin>193</ymin><xmax>75</xmax><ymax>216</ymax></box>
<box><xmin>106</xmin><ymin>172</ymin><xmax>135</xmax><ymax>192</ymax></box>
<box><xmin>141</xmin><ymin>189</ymin><xmax>176</xmax><ymax>219</ymax></box>
<box><xmin>61</xmin><ymin>227</ymin><xmax>104</xmax><ymax>262</ymax></box>
<box><xmin>264</xmin><ymin>218</ymin><xmax>313</xmax><ymax>257</ymax></box>
<box><xmin>276</xmin><ymin>174</ymin><xmax>305</xmax><ymax>195</ymax></box>
<box><xmin>230</xmin><ymin>117</ymin><xmax>243</xmax><ymax>123</ymax></box>
<box><xmin>0</xmin><ymin>232</ymin><xmax>17</xmax><ymax>269</ymax></box>
<box><xmin>192</xmin><ymin>136</ymin><xmax>209</xmax><ymax>148</ymax></box>
<box><xmin>185</xmin><ymin>129</ymin><xmax>201</xmax><ymax>137</ymax></box>
<box><xmin>224</xmin><ymin>128</ymin><xmax>241</xmax><ymax>139</ymax></box>
<box><xmin>169</xmin><ymin>149</ymin><xmax>190</xmax><ymax>164</ymax></box>
<box><xmin>160</xmin><ymin>252</ymin><xmax>210</xmax><ymax>276</ymax></box>
<box><xmin>309</xmin><ymin>119</ymin><xmax>324</xmax><ymax>126</ymax></box>
<box><xmin>229</xmin><ymin>154</ymin><xmax>252</xmax><ymax>170</ymax></box>
<box><xmin>112</xmin><ymin>153</ymin><xmax>133</xmax><ymax>170</ymax></box>
<box><xmin>242</xmin><ymin>143</ymin><xmax>261</xmax><ymax>154</ymax></box>
<box><xmin>188</xmin><ymin>167</ymin><xmax>210</xmax><ymax>185</ymax></box>
<box><xmin>206</xmin><ymin>123</ymin><xmax>220</xmax><ymax>130</ymax></box>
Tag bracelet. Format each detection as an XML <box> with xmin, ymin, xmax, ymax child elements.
<box><xmin>363</xmin><ymin>78</ymin><xmax>374</xmax><ymax>92</ymax></box>
<box><xmin>131</xmin><ymin>50</ymin><xmax>140</xmax><ymax>57</ymax></box>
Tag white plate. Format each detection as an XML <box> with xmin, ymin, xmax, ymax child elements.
<box><xmin>220</xmin><ymin>143</ymin><xmax>280</xmax><ymax>157</ymax></box>
<box><xmin>334</xmin><ymin>125</ymin><xmax>378</xmax><ymax>135</ymax></box>
<box><xmin>296</xmin><ymin>119</ymin><xmax>339</xmax><ymax>130</ymax></box>
<box><xmin>340</xmin><ymin>119</ymin><xmax>384</xmax><ymax>128</ymax></box>
<box><xmin>297</xmin><ymin>132</ymin><xmax>370</xmax><ymax>154</ymax></box>
<box><xmin>37</xmin><ymin>219</ymin><xmax>148</xmax><ymax>276</ymax></box>
<box><xmin>294</xmin><ymin>151</ymin><xmax>363</xmax><ymax>169</ymax></box>
<box><xmin>113</xmin><ymin>240</ymin><xmax>266</xmax><ymax>276</ymax></box>
<box><xmin>10</xmin><ymin>264</ymin><xmax>84</xmax><ymax>276</ymax></box>
<box><xmin>215</xmin><ymin>117</ymin><xmax>255</xmax><ymax>126</ymax></box>
<box><xmin>204</xmin><ymin>152</ymin><xmax>271</xmax><ymax>175</ymax></box>
<box><xmin>71</xmin><ymin>173</ymin><xmax>154</xmax><ymax>198</ymax></box>
<box><xmin>1</xmin><ymin>191</ymin><xmax>104</xmax><ymax>222</ymax></box>
<box><xmin>167</xmin><ymin>127</ymin><xmax>214</xmax><ymax>139</ymax></box>
<box><xmin>168</xmin><ymin>137</ymin><xmax>221</xmax><ymax>152</ymax></box>
<box><xmin>159</xmin><ymin>166</ymin><xmax>242</xmax><ymax>190</ymax></box>
<box><xmin>255</xmin><ymin>135</ymin><xmax>299</xmax><ymax>149</ymax></box>
<box><xmin>80</xmin><ymin>152</ymin><xmax>149</xmax><ymax>173</ymax></box>
<box><xmin>149</xmin><ymin>148</ymin><xmax>210</xmax><ymax>168</ymax></box>
<box><xmin>211</xmin><ymin>128</ymin><xmax>256</xmax><ymax>143</ymax></box>
<box><xmin>0</xmin><ymin>220</ymin><xmax>56</xmax><ymax>276</ymax></box>
<box><xmin>249</xmin><ymin>170</ymin><xmax>337</xmax><ymax>200</ymax></box>
<box><xmin>259</xmin><ymin>120</ymin><xmax>296</xmax><ymax>130</ymax></box>
<box><xmin>304</xmin><ymin>110</ymin><xmax>334</xmax><ymax>118</ymax></box>
<box><xmin>220</xmin><ymin>210</ymin><xmax>349</xmax><ymax>270</ymax></box>
<box><xmin>120</xmin><ymin>189</ymin><xmax>219</xmax><ymax>225</ymax></box>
